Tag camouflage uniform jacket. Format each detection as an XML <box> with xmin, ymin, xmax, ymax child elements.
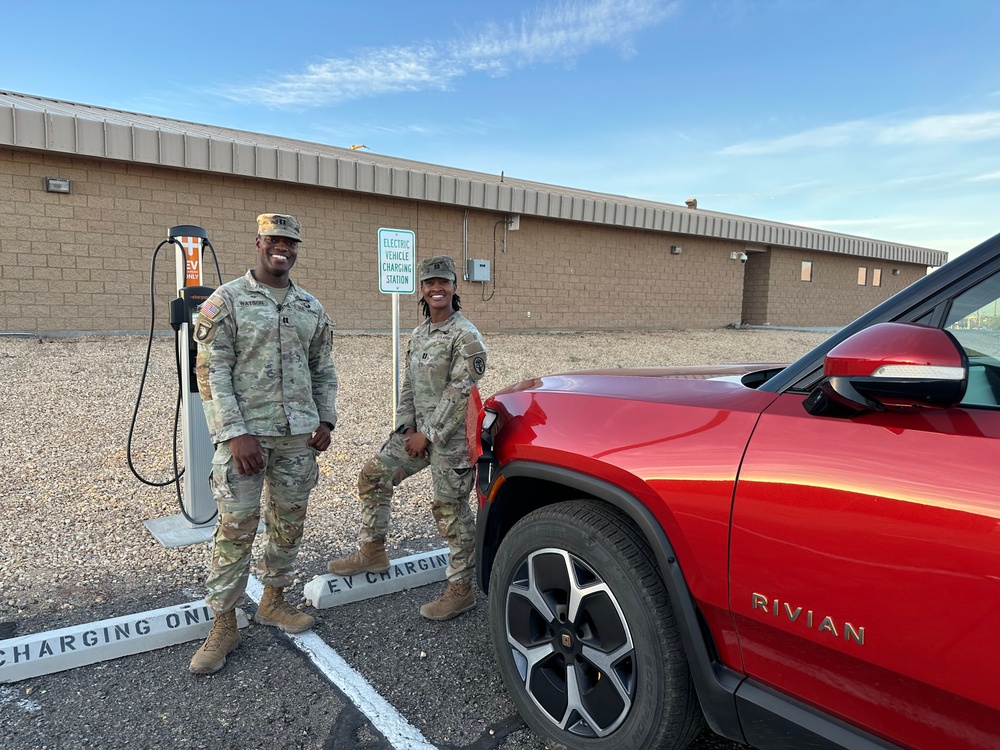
<box><xmin>194</xmin><ymin>270</ymin><xmax>338</xmax><ymax>444</ymax></box>
<box><xmin>395</xmin><ymin>311</ymin><xmax>487</xmax><ymax>468</ymax></box>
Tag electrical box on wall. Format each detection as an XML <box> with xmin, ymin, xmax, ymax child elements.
<box><xmin>467</xmin><ymin>259</ymin><xmax>491</xmax><ymax>282</ymax></box>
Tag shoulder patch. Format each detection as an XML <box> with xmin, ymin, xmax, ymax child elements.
<box><xmin>194</xmin><ymin>318</ymin><xmax>218</xmax><ymax>344</ymax></box>
<box><xmin>461</xmin><ymin>336</ymin><xmax>487</xmax><ymax>382</ymax></box>
<box><xmin>468</xmin><ymin>352</ymin><xmax>487</xmax><ymax>381</ymax></box>
<box><xmin>194</xmin><ymin>320</ymin><xmax>215</xmax><ymax>344</ymax></box>
<box><xmin>199</xmin><ymin>294</ymin><xmax>228</xmax><ymax>321</ymax></box>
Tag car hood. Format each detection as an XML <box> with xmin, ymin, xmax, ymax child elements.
<box><xmin>555</xmin><ymin>363</ymin><xmax>785</xmax><ymax>380</ymax></box>
<box><xmin>497</xmin><ymin>363</ymin><xmax>787</xmax><ymax>397</ymax></box>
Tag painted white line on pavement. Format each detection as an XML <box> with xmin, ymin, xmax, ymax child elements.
<box><xmin>245</xmin><ymin>576</ymin><xmax>437</xmax><ymax>750</ymax></box>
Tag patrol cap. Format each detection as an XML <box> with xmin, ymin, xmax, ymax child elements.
<box><xmin>419</xmin><ymin>255</ymin><xmax>457</xmax><ymax>282</ymax></box>
<box><xmin>256</xmin><ymin>213</ymin><xmax>302</xmax><ymax>242</ymax></box>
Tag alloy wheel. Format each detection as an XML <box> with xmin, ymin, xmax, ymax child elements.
<box><xmin>503</xmin><ymin>547</ymin><xmax>636</xmax><ymax>738</ymax></box>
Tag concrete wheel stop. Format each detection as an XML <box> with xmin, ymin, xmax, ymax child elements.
<box><xmin>305</xmin><ymin>548</ymin><xmax>450</xmax><ymax>608</ymax></box>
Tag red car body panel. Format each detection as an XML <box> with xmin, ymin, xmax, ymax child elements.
<box><xmin>731</xmin><ymin>393</ymin><xmax>1000</xmax><ymax>749</ymax></box>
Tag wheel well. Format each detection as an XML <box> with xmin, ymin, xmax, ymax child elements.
<box><xmin>481</xmin><ymin>475</ymin><xmax>595</xmax><ymax>592</ymax></box>
<box><xmin>484</xmin><ymin>475</ymin><xmax>721</xmax><ymax>664</ymax></box>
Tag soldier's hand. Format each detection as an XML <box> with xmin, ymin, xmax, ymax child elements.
<box><xmin>308</xmin><ymin>423</ymin><xmax>332</xmax><ymax>452</ymax></box>
<box><xmin>404</xmin><ymin>430</ymin><xmax>429</xmax><ymax>458</ymax></box>
<box><xmin>230</xmin><ymin>434</ymin><xmax>265</xmax><ymax>475</ymax></box>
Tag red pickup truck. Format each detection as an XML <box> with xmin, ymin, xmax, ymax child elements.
<box><xmin>468</xmin><ymin>233</ymin><xmax>1000</xmax><ymax>749</ymax></box>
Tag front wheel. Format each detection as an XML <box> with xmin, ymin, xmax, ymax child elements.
<box><xmin>489</xmin><ymin>500</ymin><xmax>704</xmax><ymax>750</ymax></box>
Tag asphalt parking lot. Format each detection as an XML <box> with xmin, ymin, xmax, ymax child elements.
<box><xmin>2</xmin><ymin>580</ymin><xmax>743</xmax><ymax>750</ymax></box>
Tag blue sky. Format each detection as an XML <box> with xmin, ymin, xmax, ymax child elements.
<box><xmin>4</xmin><ymin>0</ymin><xmax>999</xmax><ymax>259</ymax></box>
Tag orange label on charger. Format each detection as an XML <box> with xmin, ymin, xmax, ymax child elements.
<box><xmin>180</xmin><ymin>236</ymin><xmax>202</xmax><ymax>286</ymax></box>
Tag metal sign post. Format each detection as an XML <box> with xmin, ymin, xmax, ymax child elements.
<box><xmin>377</xmin><ymin>228</ymin><xmax>416</xmax><ymax>423</ymax></box>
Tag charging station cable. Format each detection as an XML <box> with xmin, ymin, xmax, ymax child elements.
<box><xmin>126</xmin><ymin>237</ymin><xmax>222</xmax><ymax>525</ymax></box>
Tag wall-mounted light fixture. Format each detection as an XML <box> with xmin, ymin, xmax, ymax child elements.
<box><xmin>45</xmin><ymin>177</ymin><xmax>71</xmax><ymax>194</ymax></box>
<box><xmin>891</xmin><ymin>269</ymin><xmax>901</xmax><ymax>275</ymax></box>
<box><xmin>670</xmin><ymin>245</ymin><xmax>682</xmax><ymax>255</ymax></box>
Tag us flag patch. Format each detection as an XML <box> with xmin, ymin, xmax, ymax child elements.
<box><xmin>200</xmin><ymin>301</ymin><xmax>220</xmax><ymax>319</ymax></box>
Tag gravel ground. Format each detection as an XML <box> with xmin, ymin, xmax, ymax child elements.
<box><xmin>0</xmin><ymin>328</ymin><xmax>830</xmax><ymax>630</ymax></box>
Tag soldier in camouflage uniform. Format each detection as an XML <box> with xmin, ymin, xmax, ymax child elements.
<box><xmin>327</xmin><ymin>255</ymin><xmax>487</xmax><ymax>621</ymax></box>
<box><xmin>189</xmin><ymin>213</ymin><xmax>338</xmax><ymax>675</ymax></box>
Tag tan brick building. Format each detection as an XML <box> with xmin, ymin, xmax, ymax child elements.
<box><xmin>0</xmin><ymin>91</ymin><xmax>946</xmax><ymax>335</ymax></box>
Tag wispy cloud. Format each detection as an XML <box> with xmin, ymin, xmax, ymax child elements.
<box><xmin>222</xmin><ymin>0</ymin><xmax>678</xmax><ymax>107</ymax></box>
<box><xmin>877</xmin><ymin>113</ymin><xmax>1000</xmax><ymax>144</ymax></box>
<box><xmin>454</xmin><ymin>0</ymin><xmax>675</xmax><ymax>72</ymax></box>
<box><xmin>232</xmin><ymin>47</ymin><xmax>456</xmax><ymax>107</ymax></box>
<box><xmin>721</xmin><ymin>111</ymin><xmax>1000</xmax><ymax>156</ymax></box>
<box><xmin>966</xmin><ymin>170</ymin><xmax>1000</xmax><ymax>183</ymax></box>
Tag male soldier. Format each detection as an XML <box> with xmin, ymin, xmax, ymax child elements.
<box><xmin>189</xmin><ymin>213</ymin><xmax>338</xmax><ymax>675</ymax></box>
<box><xmin>327</xmin><ymin>255</ymin><xmax>487</xmax><ymax>620</ymax></box>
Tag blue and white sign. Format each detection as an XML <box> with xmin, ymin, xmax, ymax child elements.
<box><xmin>377</xmin><ymin>228</ymin><xmax>416</xmax><ymax>294</ymax></box>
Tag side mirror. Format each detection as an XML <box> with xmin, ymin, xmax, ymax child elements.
<box><xmin>804</xmin><ymin>322</ymin><xmax>968</xmax><ymax>417</ymax></box>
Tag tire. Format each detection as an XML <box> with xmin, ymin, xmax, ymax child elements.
<box><xmin>489</xmin><ymin>500</ymin><xmax>704</xmax><ymax>750</ymax></box>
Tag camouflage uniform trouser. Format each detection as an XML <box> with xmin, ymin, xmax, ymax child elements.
<box><xmin>205</xmin><ymin>433</ymin><xmax>319</xmax><ymax>613</ymax></box>
<box><xmin>358</xmin><ymin>431</ymin><xmax>475</xmax><ymax>583</ymax></box>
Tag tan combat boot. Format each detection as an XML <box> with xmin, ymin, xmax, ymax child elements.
<box><xmin>189</xmin><ymin>609</ymin><xmax>240</xmax><ymax>675</ymax></box>
<box><xmin>255</xmin><ymin>585</ymin><xmax>315</xmax><ymax>634</ymax></box>
<box><xmin>327</xmin><ymin>539</ymin><xmax>390</xmax><ymax>576</ymax></box>
<box><xmin>419</xmin><ymin>581</ymin><xmax>475</xmax><ymax>621</ymax></box>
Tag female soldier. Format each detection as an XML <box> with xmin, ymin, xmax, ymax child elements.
<box><xmin>327</xmin><ymin>255</ymin><xmax>487</xmax><ymax>620</ymax></box>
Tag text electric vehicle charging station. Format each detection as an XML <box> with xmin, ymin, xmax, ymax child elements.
<box><xmin>128</xmin><ymin>225</ymin><xmax>221</xmax><ymax>548</ymax></box>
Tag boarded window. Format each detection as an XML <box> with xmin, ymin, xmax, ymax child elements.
<box><xmin>872</xmin><ymin>268</ymin><xmax>882</xmax><ymax>287</ymax></box>
<box><xmin>801</xmin><ymin>261</ymin><xmax>813</xmax><ymax>282</ymax></box>
<box><xmin>858</xmin><ymin>267</ymin><xmax>867</xmax><ymax>286</ymax></box>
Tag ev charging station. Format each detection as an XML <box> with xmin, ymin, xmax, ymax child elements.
<box><xmin>142</xmin><ymin>225</ymin><xmax>218</xmax><ymax>548</ymax></box>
